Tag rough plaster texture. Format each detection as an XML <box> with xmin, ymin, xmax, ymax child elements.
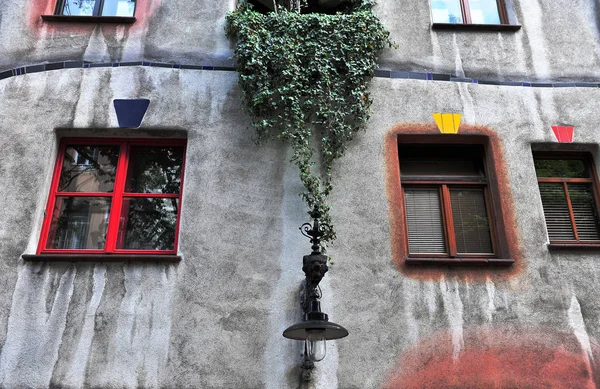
<box><xmin>3</xmin><ymin>0</ymin><xmax>600</xmax><ymax>81</ymax></box>
<box><xmin>2</xmin><ymin>0</ymin><xmax>600</xmax><ymax>388</ymax></box>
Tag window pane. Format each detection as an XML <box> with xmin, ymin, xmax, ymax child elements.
<box><xmin>400</xmin><ymin>159</ymin><xmax>485</xmax><ymax>178</ymax></box>
<box><xmin>47</xmin><ymin>197</ymin><xmax>111</xmax><ymax>249</ymax></box>
<box><xmin>101</xmin><ymin>0</ymin><xmax>135</xmax><ymax>16</ymax></box>
<box><xmin>399</xmin><ymin>144</ymin><xmax>485</xmax><ymax>178</ymax></box>
<box><xmin>405</xmin><ymin>189</ymin><xmax>447</xmax><ymax>254</ymax></box>
<box><xmin>59</xmin><ymin>145</ymin><xmax>119</xmax><ymax>192</ymax></box>
<box><xmin>468</xmin><ymin>0</ymin><xmax>501</xmax><ymax>24</ymax></box>
<box><xmin>118</xmin><ymin>198</ymin><xmax>179</xmax><ymax>250</ymax></box>
<box><xmin>569</xmin><ymin>183</ymin><xmax>600</xmax><ymax>241</ymax></box>
<box><xmin>538</xmin><ymin>183</ymin><xmax>575</xmax><ymax>241</ymax></box>
<box><xmin>534</xmin><ymin>159</ymin><xmax>589</xmax><ymax>178</ymax></box>
<box><xmin>60</xmin><ymin>0</ymin><xmax>97</xmax><ymax>16</ymax></box>
<box><xmin>431</xmin><ymin>0</ymin><xmax>464</xmax><ymax>23</ymax></box>
<box><xmin>125</xmin><ymin>146</ymin><xmax>184</xmax><ymax>194</ymax></box>
<box><xmin>450</xmin><ymin>188</ymin><xmax>493</xmax><ymax>254</ymax></box>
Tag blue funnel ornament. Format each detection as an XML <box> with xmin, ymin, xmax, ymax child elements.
<box><xmin>113</xmin><ymin>99</ymin><xmax>150</xmax><ymax>128</ymax></box>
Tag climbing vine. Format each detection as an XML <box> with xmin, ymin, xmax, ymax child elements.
<box><xmin>226</xmin><ymin>0</ymin><xmax>392</xmax><ymax>247</ymax></box>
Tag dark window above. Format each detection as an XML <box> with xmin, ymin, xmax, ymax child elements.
<box><xmin>431</xmin><ymin>0</ymin><xmax>507</xmax><ymax>24</ymax></box>
<box><xmin>430</xmin><ymin>0</ymin><xmax>521</xmax><ymax>30</ymax></box>
<box><xmin>55</xmin><ymin>0</ymin><xmax>136</xmax><ymax>17</ymax></box>
<box><xmin>246</xmin><ymin>0</ymin><xmax>353</xmax><ymax>14</ymax></box>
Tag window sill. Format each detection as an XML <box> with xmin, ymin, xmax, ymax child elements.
<box><xmin>432</xmin><ymin>23</ymin><xmax>521</xmax><ymax>32</ymax></box>
<box><xmin>41</xmin><ymin>15</ymin><xmax>136</xmax><ymax>23</ymax></box>
<box><xmin>22</xmin><ymin>254</ymin><xmax>181</xmax><ymax>263</ymax></box>
<box><xmin>405</xmin><ymin>257</ymin><xmax>514</xmax><ymax>266</ymax></box>
<box><xmin>548</xmin><ymin>243</ymin><xmax>600</xmax><ymax>251</ymax></box>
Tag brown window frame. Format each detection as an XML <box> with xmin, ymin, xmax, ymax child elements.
<box><xmin>458</xmin><ymin>0</ymin><xmax>509</xmax><ymax>25</ymax></box>
<box><xmin>430</xmin><ymin>0</ymin><xmax>521</xmax><ymax>31</ymax></box>
<box><xmin>54</xmin><ymin>0</ymin><xmax>137</xmax><ymax>17</ymax></box>
<box><xmin>41</xmin><ymin>0</ymin><xmax>137</xmax><ymax>23</ymax></box>
<box><xmin>400</xmin><ymin>143</ymin><xmax>499</xmax><ymax>262</ymax></box>
<box><xmin>533</xmin><ymin>152</ymin><xmax>600</xmax><ymax>248</ymax></box>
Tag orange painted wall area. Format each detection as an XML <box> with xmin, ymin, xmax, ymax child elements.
<box><xmin>384</xmin><ymin>325</ymin><xmax>600</xmax><ymax>389</ymax></box>
<box><xmin>384</xmin><ymin>123</ymin><xmax>522</xmax><ymax>281</ymax></box>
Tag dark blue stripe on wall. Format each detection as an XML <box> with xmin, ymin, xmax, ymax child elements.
<box><xmin>1</xmin><ymin>60</ymin><xmax>600</xmax><ymax>89</ymax></box>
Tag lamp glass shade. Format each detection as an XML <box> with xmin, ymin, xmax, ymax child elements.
<box><xmin>307</xmin><ymin>330</ymin><xmax>327</xmax><ymax>361</ymax></box>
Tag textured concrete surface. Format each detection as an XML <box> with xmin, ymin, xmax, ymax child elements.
<box><xmin>2</xmin><ymin>0</ymin><xmax>600</xmax><ymax>388</ymax></box>
<box><xmin>3</xmin><ymin>0</ymin><xmax>600</xmax><ymax>81</ymax></box>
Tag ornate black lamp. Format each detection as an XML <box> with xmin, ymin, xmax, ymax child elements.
<box><xmin>283</xmin><ymin>208</ymin><xmax>348</xmax><ymax>374</ymax></box>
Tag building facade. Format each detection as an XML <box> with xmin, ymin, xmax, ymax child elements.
<box><xmin>1</xmin><ymin>0</ymin><xmax>600</xmax><ymax>388</ymax></box>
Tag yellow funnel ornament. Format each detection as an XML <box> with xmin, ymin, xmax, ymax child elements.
<box><xmin>433</xmin><ymin>113</ymin><xmax>462</xmax><ymax>134</ymax></box>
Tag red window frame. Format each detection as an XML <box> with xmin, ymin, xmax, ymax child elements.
<box><xmin>534</xmin><ymin>152</ymin><xmax>600</xmax><ymax>246</ymax></box>
<box><xmin>37</xmin><ymin>138</ymin><xmax>186</xmax><ymax>255</ymax></box>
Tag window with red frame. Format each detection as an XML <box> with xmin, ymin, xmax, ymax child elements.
<box><xmin>534</xmin><ymin>153</ymin><xmax>600</xmax><ymax>244</ymax></box>
<box><xmin>38</xmin><ymin>138</ymin><xmax>186</xmax><ymax>255</ymax></box>
<box><xmin>400</xmin><ymin>144</ymin><xmax>496</xmax><ymax>258</ymax></box>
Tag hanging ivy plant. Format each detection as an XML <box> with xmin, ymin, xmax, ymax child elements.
<box><xmin>226</xmin><ymin>0</ymin><xmax>392</xmax><ymax>247</ymax></box>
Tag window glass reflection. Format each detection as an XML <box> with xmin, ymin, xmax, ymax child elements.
<box><xmin>101</xmin><ymin>0</ymin><xmax>136</xmax><ymax>16</ymax></box>
<box><xmin>118</xmin><ymin>198</ymin><xmax>178</xmax><ymax>250</ymax></box>
<box><xmin>468</xmin><ymin>0</ymin><xmax>501</xmax><ymax>24</ymax></box>
<box><xmin>59</xmin><ymin>145</ymin><xmax>119</xmax><ymax>192</ymax></box>
<box><xmin>534</xmin><ymin>159</ymin><xmax>588</xmax><ymax>178</ymax></box>
<box><xmin>431</xmin><ymin>0</ymin><xmax>463</xmax><ymax>23</ymax></box>
<box><xmin>61</xmin><ymin>0</ymin><xmax>97</xmax><ymax>16</ymax></box>
<box><xmin>47</xmin><ymin>197</ymin><xmax>111</xmax><ymax>249</ymax></box>
<box><xmin>125</xmin><ymin>146</ymin><xmax>184</xmax><ymax>194</ymax></box>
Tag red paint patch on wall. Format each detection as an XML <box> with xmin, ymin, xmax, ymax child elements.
<box><xmin>28</xmin><ymin>0</ymin><xmax>162</xmax><ymax>38</ymax></box>
<box><xmin>384</xmin><ymin>326</ymin><xmax>600</xmax><ymax>389</ymax></box>
<box><xmin>384</xmin><ymin>123</ymin><xmax>522</xmax><ymax>281</ymax></box>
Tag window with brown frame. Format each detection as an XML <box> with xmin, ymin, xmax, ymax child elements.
<box><xmin>430</xmin><ymin>0</ymin><xmax>509</xmax><ymax>25</ymax></box>
<box><xmin>400</xmin><ymin>144</ymin><xmax>497</xmax><ymax>259</ymax></box>
<box><xmin>534</xmin><ymin>153</ymin><xmax>600</xmax><ymax>245</ymax></box>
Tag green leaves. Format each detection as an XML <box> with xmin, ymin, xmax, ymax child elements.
<box><xmin>226</xmin><ymin>2</ymin><xmax>391</xmax><ymax>247</ymax></box>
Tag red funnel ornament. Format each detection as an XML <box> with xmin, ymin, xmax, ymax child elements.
<box><xmin>552</xmin><ymin>125</ymin><xmax>574</xmax><ymax>143</ymax></box>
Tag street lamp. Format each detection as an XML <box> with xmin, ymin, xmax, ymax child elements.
<box><xmin>283</xmin><ymin>208</ymin><xmax>348</xmax><ymax>377</ymax></box>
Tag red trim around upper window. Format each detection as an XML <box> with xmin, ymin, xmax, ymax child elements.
<box><xmin>37</xmin><ymin>137</ymin><xmax>187</xmax><ymax>256</ymax></box>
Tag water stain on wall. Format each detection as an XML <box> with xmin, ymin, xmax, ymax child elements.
<box><xmin>384</xmin><ymin>325</ymin><xmax>600</xmax><ymax>389</ymax></box>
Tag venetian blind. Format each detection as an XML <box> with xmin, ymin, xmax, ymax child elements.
<box><xmin>538</xmin><ymin>183</ymin><xmax>575</xmax><ymax>241</ymax></box>
<box><xmin>450</xmin><ymin>188</ymin><xmax>493</xmax><ymax>254</ymax></box>
<box><xmin>569</xmin><ymin>183</ymin><xmax>600</xmax><ymax>241</ymax></box>
<box><xmin>404</xmin><ymin>188</ymin><xmax>446</xmax><ymax>254</ymax></box>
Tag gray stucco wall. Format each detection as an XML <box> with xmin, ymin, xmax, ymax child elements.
<box><xmin>2</xmin><ymin>0</ymin><xmax>600</xmax><ymax>388</ymax></box>
<box><xmin>3</xmin><ymin>0</ymin><xmax>600</xmax><ymax>81</ymax></box>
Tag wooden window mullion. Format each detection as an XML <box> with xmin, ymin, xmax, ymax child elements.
<box><xmin>496</xmin><ymin>0</ymin><xmax>509</xmax><ymax>24</ymax></box>
<box><xmin>442</xmin><ymin>185</ymin><xmax>458</xmax><ymax>257</ymax></box>
<box><xmin>93</xmin><ymin>0</ymin><xmax>104</xmax><ymax>16</ymax></box>
<box><xmin>563</xmin><ymin>182</ymin><xmax>580</xmax><ymax>241</ymax></box>
<box><xmin>54</xmin><ymin>0</ymin><xmax>65</xmax><ymax>14</ymax></box>
<box><xmin>461</xmin><ymin>0</ymin><xmax>472</xmax><ymax>24</ymax></box>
